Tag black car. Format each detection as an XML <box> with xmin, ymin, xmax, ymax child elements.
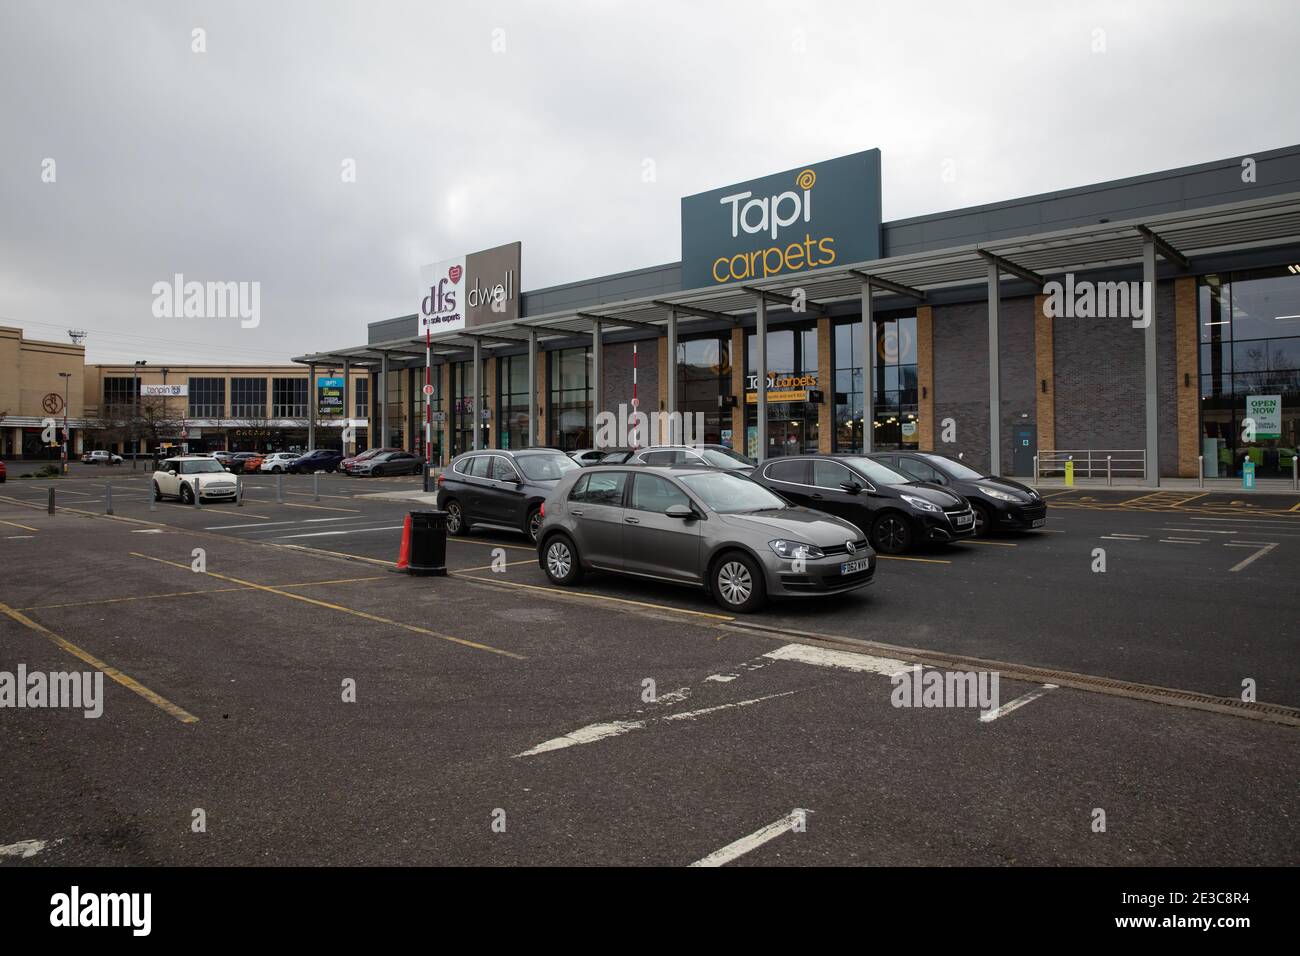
<box><xmin>868</xmin><ymin>451</ymin><xmax>1047</xmax><ymax>536</ymax></box>
<box><xmin>287</xmin><ymin>449</ymin><xmax>345</xmax><ymax>474</ymax></box>
<box><xmin>436</xmin><ymin>447</ymin><xmax>582</xmax><ymax>542</ymax></box>
<box><xmin>750</xmin><ymin>454</ymin><xmax>975</xmax><ymax>554</ymax></box>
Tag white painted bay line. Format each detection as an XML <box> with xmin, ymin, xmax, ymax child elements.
<box><xmin>1159</xmin><ymin>538</ymin><xmax>1204</xmax><ymax>544</ymax></box>
<box><xmin>0</xmin><ymin>839</ymin><xmax>57</xmax><ymax>859</ymax></box>
<box><xmin>514</xmin><ymin>721</ymin><xmax>644</xmax><ymax>757</ymax></box>
<box><xmin>762</xmin><ymin>643</ymin><xmax>907</xmax><ymax>676</ymax></box>
<box><xmin>1230</xmin><ymin>543</ymin><xmax>1277</xmax><ymax>573</ymax></box>
<box><xmin>689</xmin><ymin>809</ymin><xmax>810</xmax><ymax>867</ymax></box>
<box><xmin>273</xmin><ymin>525</ymin><xmax>404</xmax><ymax>540</ymax></box>
<box><xmin>978</xmin><ymin>684</ymin><xmax>1058</xmax><ymax>723</ymax></box>
<box><xmin>661</xmin><ymin>690</ymin><xmax>798</xmax><ymax>721</ymax></box>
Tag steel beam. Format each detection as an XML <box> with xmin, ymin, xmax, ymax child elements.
<box><xmin>848</xmin><ymin>269</ymin><xmax>926</xmax><ymax>301</ymax></box>
<box><xmin>666</xmin><ymin>310</ymin><xmax>678</xmax><ymax>442</ymax></box>
<box><xmin>987</xmin><ymin>260</ymin><xmax>1002</xmax><ymax>476</ymax></box>
<box><xmin>472</xmin><ymin>338</ymin><xmax>482</xmax><ymax>450</ymax></box>
<box><xmin>861</xmin><ymin>281</ymin><xmax>874</xmax><ymax>454</ymax></box>
<box><xmin>653</xmin><ymin>300</ymin><xmax>738</xmax><ymax>323</ymax></box>
<box><xmin>592</xmin><ymin>318</ymin><xmax>603</xmax><ymax>428</ymax></box>
<box><xmin>307</xmin><ymin>362</ymin><xmax>316</xmax><ymax>450</ymax></box>
<box><xmin>380</xmin><ymin>352</ymin><xmax>389</xmax><ymax>447</ymax></box>
<box><xmin>527</xmin><ymin>329</ymin><xmax>538</xmax><ymax>448</ymax></box>
<box><xmin>744</xmin><ymin>285</ymin><xmax>825</xmax><ymax>315</ymax></box>
<box><xmin>1143</xmin><ymin>234</ymin><xmax>1160</xmax><ymax>486</ymax></box>
<box><xmin>1136</xmin><ymin>224</ymin><xmax>1190</xmax><ymax>271</ymax></box>
<box><xmin>977</xmin><ymin>249</ymin><xmax>1045</xmax><ymax>288</ymax></box>
<box><xmin>755</xmin><ymin>293</ymin><xmax>767</xmax><ymax>462</ymax></box>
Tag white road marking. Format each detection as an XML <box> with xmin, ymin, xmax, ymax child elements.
<box><xmin>1229</xmin><ymin>543</ymin><xmax>1278</xmax><ymax>573</ymax></box>
<box><xmin>662</xmin><ymin>690</ymin><xmax>798</xmax><ymax>721</ymax></box>
<box><xmin>705</xmin><ymin>674</ymin><xmax>737</xmax><ymax>683</ymax></box>
<box><xmin>514</xmin><ymin>721</ymin><xmax>644</xmax><ymax>757</ymax></box>
<box><xmin>651</xmin><ymin>689</ymin><xmax>691</xmax><ymax>706</ymax></box>
<box><xmin>0</xmin><ymin>839</ymin><xmax>54</xmax><ymax>859</ymax></box>
<box><xmin>689</xmin><ymin>809</ymin><xmax>811</xmax><ymax>867</ymax></box>
<box><xmin>1100</xmin><ymin>535</ymin><xmax>1142</xmax><ymax>541</ymax></box>
<box><xmin>130</xmin><ymin>529</ymin><xmax>164</xmax><ymax>534</ymax></box>
<box><xmin>515</xmin><ymin>691</ymin><xmax>798</xmax><ymax>757</ymax></box>
<box><xmin>978</xmin><ymin>684</ymin><xmax>1058</xmax><ymax>723</ymax></box>
<box><xmin>1158</xmin><ymin>538</ymin><xmax>1204</xmax><ymax>544</ymax></box>
<box><xmin>272</xmin><ymin>525</ymin><xmax>404</xmax><ymax>540</ymax></box>
<box><xmin>763</xmin><ymin>643</ymin><xmax>908</xmax><ymax>676</ymax></box>
<box><xmin>1159</xmin><ymin>527</ymin><xmax>1237</xmax><ymax>534</ymax></box>
<box><xmin>4</xmin><ymin>535</ymin><xmax>35</xmax><ymax>539</ymax></box>
<box><xmin>204</xmin><ymin>519</ymin><xmax>297</xmax><ymax>530</ymax></box>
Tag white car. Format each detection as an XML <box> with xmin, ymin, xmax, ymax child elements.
<box><xmin>259</xmin><ymin>452</ymin><xmax>300</xmax><ymax>473</ymax></box>
<box><xmin>83</xmin><ymin>450</ymin><xmax>123</xmax><ymax>465</ymax></box>
<box><xmin>153</xmin><ymin>456</ymin><xmax>238</xmax><ymax>504</ymax></box>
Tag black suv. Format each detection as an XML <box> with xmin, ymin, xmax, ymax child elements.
<box><xmin>288</xmin><ymin>449</ymin><xmax>345</xmax><ymax>474</ymax></box>
<box><xmin>868</xmin><ymin>451</ymin><xmax>1046</xmax><ymax>536</ymax></box>
<box><xmin>436</xmin><ymin>447</ymin><xmax>581</xmax><ymax>542</ymax></box>
<box><xmin>750</xmin><ymin>453</ymin><xmax>975</xmax><ymax>554</ymax></box>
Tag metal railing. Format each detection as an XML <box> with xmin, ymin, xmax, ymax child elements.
<box><xmin>1034</xmin><ymin>449</ymin><xmax>1146</xmax><ymax>483</ymax></box>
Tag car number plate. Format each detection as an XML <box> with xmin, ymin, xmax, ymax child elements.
<box><xmin>955</xmin><ymin>513</ymin><xmax>973</xmax><ymax>526</ymax></box>
<box><xmin>1031</xmin><ymin>518</ymin><xmax>1045</xmax><ymax>528</ymax></box>
<box><xmin>839</xmin><ymin>558</ymin><xmax>871</xmax><ymax>575</ymax></box>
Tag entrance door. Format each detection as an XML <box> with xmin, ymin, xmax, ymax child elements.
<box><xmin>1012</xmin><ymin>423</ymin><xmax>1037</xmax><ymax>477</ymax></box>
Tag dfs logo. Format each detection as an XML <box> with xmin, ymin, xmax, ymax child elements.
<box><xmin>421</xmin><ymin>261</ymin><xmax>466</xmax><ymax>330</ymax></box>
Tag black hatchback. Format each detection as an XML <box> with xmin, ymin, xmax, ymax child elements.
<box><xmin>436</xmin><ymin>447</ymin><xmax>582</xmax><ymax>542</ymax></box>
<box><xmin>750</xmin><ymin>454</ymin><xmax>975</xmax><ymax>554</ymax></box>
<box><xmin>868</xmin><ymin>451</ymin><xmax>1047</xmax><ymax>537</ymax></box>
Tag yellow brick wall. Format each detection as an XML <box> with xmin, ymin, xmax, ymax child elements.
<box><xmin>817</xmin><ymin>317</ymin><xmax>832</xmax><ymax>452</ymax></box>
<box><xmin>730</xmin><ymin>326</ymin><xmax>745</xmax><ymax>445</ymax></box>
<box><xmin>916</xmin><ymin>306</ymin><xmax>934</xmax><ymax>449</ymax></box>
<box><xmin>1034</xmin><ymin>294</ymin><xmax>1055</xmax><ymax>455</ymax></box>
<box><xmin>1175</xmin><ymin>277</ymin><xmax>1200</xmax><ymax>477</ymax></box>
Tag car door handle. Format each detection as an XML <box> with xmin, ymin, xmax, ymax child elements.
<box><xmin>811</xmin><ymin>493</ymin><xmax>824</xmax><ymax>500</ymax></box>
<box><xmin>624</xmin><ymin>516</ymin><xmax>640</xmax><ymax>524</ymax></box>
<box><xmin>570</xmin><ymin>509</ymin><xmax>584</xmax><ymax>516</ymax></box>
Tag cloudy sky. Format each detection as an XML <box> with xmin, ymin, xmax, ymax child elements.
<box><xmin>1</xmin><ymin>0</ymin><xmax>1298</xmax><ymax>364</ymax></box>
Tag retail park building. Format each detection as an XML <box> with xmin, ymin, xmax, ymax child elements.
<box><xmin>298</xmin><ymin>144</ymin><xmax>1300</xmax><ymax>483</ymax></box>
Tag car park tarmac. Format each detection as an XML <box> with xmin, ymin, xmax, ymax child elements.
<box><xmin>1</xmin><ymin>474</ymin><xmax>1296</xmax><ymax>866</ymax></box>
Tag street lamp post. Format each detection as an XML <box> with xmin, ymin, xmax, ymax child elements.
<box><xmin>132</xmin><ymin>360</ymin><xmax>147</xmax><ymax>470</ymax></box>
<box><xmin>58</xmin><ymin>372</ymin><xmax>72</xmax><ymax>475</ymax></box>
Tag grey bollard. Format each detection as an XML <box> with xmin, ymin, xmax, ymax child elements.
<box><xmin>105</xmin><ymin>481</ymin><xmax>114</xmax><ymax>516</ymax></box>
<box><xmin>276</xmin><ymin>473</ymin><xmax>284</xmax><ymax>503</ymax></box>
<box><xmin>313</xmin><ymin>473</ymin><xmax>319</xmax><ymax>501</ymax></box>
<box><xmin>47</xmin><ymin>487</ymin><xmax>55</xmax><ymax>514</ymax></box>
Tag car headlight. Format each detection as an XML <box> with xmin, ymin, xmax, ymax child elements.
<box><xmin>768</xmin><ymin>539</ymin><xmax>825</xmax><ymax>560</ymax></box>
<box><xmin>979</xmin><ymin>487</ymin><xmax>1023</xmax><ymax>503</ymax></box>
<box><xmin>901</xmin><ymin>494</ymin><xmax>942</xmax><ymax>513</ymax></box>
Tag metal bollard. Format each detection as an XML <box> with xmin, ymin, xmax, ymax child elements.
<box><xmin>105</xmin><ymin>481</ymin><xmax>114</xmax><ymax>516</ymax></box>
<box><xmin>47</xmin><ymin>487</ymin><xmax>55</xmax><ymax>515</ymax></box>
<box><xmin>1032</xmin><ymin>455</ymin><xmax>1039</xmax><ymax>482</ymax></box>
<box><xmin>194</xmin><ymin>481</ymin><xmax>201</xmax><ymax>507</ymax></box>
<box><xmin>313</xmin><ymin>473</ymin><xmax>319</xmax><ymax>501</ymax></box>
<box><xmin>1293</xmin><ymin>455</ymin><xmax>1299</xmax><ymax>492</ymax></box>
<box><xmin>237</xmin><ymin>478</ymin><xmax>244</xmax><ymax>507</ymax></box>
<box><xmin>1198</xmin><ymin>455</ymin><xmax>1204</xmax><ymax>489</ymax></box>
<box><xmin>276</xmin><ymin>473</ymin><xmax>284</xmax><ymax>503</ymax></box>
<box><xmin>423</xmin><ymin>463</ymin><xmax>431</xmax><ymax>494</ymax></box>
<box><xmin>1106</xmin><ymin>455</ymin><xmax>1112</xmax><ymax>487</ymax></box>
<box><xmin>148</xmin><ymin>486</ymin><xmax>156</xmax><ymax>512</ymax></box>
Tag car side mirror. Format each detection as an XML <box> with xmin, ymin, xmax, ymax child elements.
<box><xmin>665</xmin><ymin>503</ymin><xmax>696</xmax><ymax>520</ymax></box>
<box><xmin>839</xmin><ymin>480</ymin><xmax>862</xmax><ymax>495</ymax></box>
<box><xmin>224</xmin><ymin>468</ymin><xmax>232</xmax><ymax>473</ymax></box>
<box><xmin>168</xmin><ymin>470</ymin><xmax>178</xmax><ymax>476</ymax></box>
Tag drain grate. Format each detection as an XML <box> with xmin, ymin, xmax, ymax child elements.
<box><xmin>717</xmin><ymin>620</ymin><xmax>1300</xmax><ymax>727</ymax></box>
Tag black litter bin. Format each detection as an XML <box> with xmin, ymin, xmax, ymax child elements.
<box><xmin>407</xmin><ymin>510</ymin><xmax>448</xmax><ymax>576</ymax></box>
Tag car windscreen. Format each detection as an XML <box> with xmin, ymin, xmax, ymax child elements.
<box><xmin>678</xmin><ymin>472</ymin><xmax>787</xmax><ymax>513</ymax></box>
<box><xmin>841</xmin><ymin>457</ymin><xmax>912</xmax><ymax>486</ymax></box>
<box><xmin>923</xmin><ymin>454</ymin><xmax>984</xmax><ymax>480</ymax></box>
<box><xmin>182</xmin><ymin>460</ymin><xmax>225</xmax><ymax>474</ymax></box>
<box><xmin>516</xmin><ymin>454</ymin><xmax>581</xmax><ymax>481</ymax></box>
<box><xmin>700</xmin><ymin>447</ymin><xmax>754</xmax><ymax>469</ymax></box>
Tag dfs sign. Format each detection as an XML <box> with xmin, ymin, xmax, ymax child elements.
<box><xmin>680</xmin><ymin>150</ymin><xmax>882</xmax><ymax>289</ymax></box>
<box><xmin>419</xmin><ymin>241</ymin><xmax>521</xmax><ymax>333</ymax></box>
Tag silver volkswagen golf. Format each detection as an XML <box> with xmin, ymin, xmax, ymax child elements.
<box><xmin>535</xmin><ymin>465</ymin><xmax>875</xmax><ymax>612</ymax></box>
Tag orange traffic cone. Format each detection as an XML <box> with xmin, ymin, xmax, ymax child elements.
<box><xmin>395</xmin><ymin>514</ymin><xmax>412</xmax><ymax>571</ymax></box>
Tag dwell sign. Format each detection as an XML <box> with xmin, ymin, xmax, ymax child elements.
<box><xmin>681</xmin><ymin>150</ymin><xmax>882</xmax><ymax>289</ymax></box>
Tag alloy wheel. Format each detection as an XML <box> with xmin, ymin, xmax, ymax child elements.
<box><xmin>446</xmin><ymin>503</ymin><xmax>462</xmax><ymax>533</ymax></box>
<box><xmin>717</xmin><ymin>560</ymin><xmax>752</xmax><ymax>606</ymax></box>
<box><xmin>528</xmin><ymin>509</ymin><xmax>543</xmax><ymax>542</ymax></box>
<box><xmin>876</xmin><ymin>516</ymin><xmax>907</xmax><ymax>552</ymax></box>
<box><xmin>546</xmin><ymin>541</ymin><xmax>572</xmax><ymax>580</ymax></box>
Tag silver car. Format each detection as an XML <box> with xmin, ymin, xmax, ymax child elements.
<box><xmin>536</xmin><ymin>465</ymin><xmax>875</xmax><ymax>612</ymax></box>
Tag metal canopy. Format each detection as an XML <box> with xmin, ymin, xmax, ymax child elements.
<box><xmin>370</xmin><ymin>190</ymin><xmax>1300</xmax><ymax>354</ymax></box>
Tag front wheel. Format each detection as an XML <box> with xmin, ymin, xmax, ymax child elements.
<box><xmin>526</xmin><ymin>506</ymin><xmax>543</xmax><ymax>544</ymax></box>
<box><xmin>541</xmin><ymin>535</ymin><xmax>584</xmax><ymax>585</ymax></box>
<box><xmin>444</xmin><ymin>499</ymin><xmax>469</xmax><ymax>536</ymax></box>
<box><xmin>711</xmin><ymin>551</ymin><xmax>767</xmax><ymax>613</ymax></box>
<box><xmin>180</xmin><ymin>484</ymin><xmax>195</xmax><ymax>505</ymax></box>
<box><xmin>272</xmin><ymin>466</ymin><xmax>282</xmax><ymax>474</ymax></box>
<box><xmin>971</xmin><ymin>502</ymin><xmax>993</xmax><ymax>537</ymax></box>
<box><xmin>871</xmin><ymin>512</ymin><xmax>913</xmax><ymax>554</ymax></box>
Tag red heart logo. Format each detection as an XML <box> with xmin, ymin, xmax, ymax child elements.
<box><xmin>448</xmin><ymin>265</ymin><xmax>463</xmax><ymax>283</ymax></box>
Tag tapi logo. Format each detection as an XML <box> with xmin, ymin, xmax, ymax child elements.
<box><xmin>448</xmin><ymin>264</ymin><xmax>463</xmax><ymax>283</ymax></box>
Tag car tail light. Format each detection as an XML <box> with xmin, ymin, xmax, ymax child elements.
<box><xmin>436</xmin><ymin>473</ymin><xmax>445</xmax><ymax>488</ymax></box>
<box><xmin>539</xmin><ymin>502</ymin><xmax>545</xmax><ymax>518</ymax></box>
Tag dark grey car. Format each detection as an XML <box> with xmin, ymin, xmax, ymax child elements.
<box><xmin>535</xmin><ymin>465</ymin><xmax>875</xmax><ymax>612</ymax></box>
<box><xmin>437</xmin><ymin>447</ymin><xmax>581</xmax><ymax>542</ymax></box>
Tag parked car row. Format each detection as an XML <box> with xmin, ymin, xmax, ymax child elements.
<box><xmin>436</xmin><ymin>445</ymin><xmax>1047</xmax><ymax>613</ymax></box>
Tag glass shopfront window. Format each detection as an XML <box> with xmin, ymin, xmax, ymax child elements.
<box><xmin>450</xmin><ymin>360</ymin><xmax>487</xmax><ymax>458</ymax></box>
<box><xmin>832</xmin><ymin>314</ymin><xmax>918</xmax><ymax>452</ymax></box>
<box><xmin>677</xmin><ymin>335</ymin><xmax>732</xmax><ymax>446</ymax></box>
<box><xmin>744</xmin><ymin>325</ymin><xmax>819</xmax><ymax>458</ymax></box>
<box><xmin>549</xmin><ymin>347</ymin><xmax>592</xmax><ymax>451</ymax></box>
<box><xmin>498</xmin><ymin>353</ymin><xmax>531</xmax><ymax>450</ymax></box>
<box><xmin>1199</xmin><ymin>267</ymin><xmax>1300</xmax><ymax>477</ymax></box>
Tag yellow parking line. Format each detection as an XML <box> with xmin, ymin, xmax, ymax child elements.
<box><xmin>456</xmin><ymin>558</ymin><xmax>537</xmax><ymax>573</ymax></box>
<box><xmin>131</xmin><ymin>553</ymin><xmax>524</xmax><ymax>660</ymax></box>
<box><xmin>282</xmin><ymin>502</ymin><xmax>361</xmax><ymax>513</ymax></box>
<box><xmin>0</xmin><ymin>601</ymin><xmax>199</xmax><ymax>724</ymax></box>
<box><xmin>19</xmin><ymin>586</ymin><xmax>252</xmax><ymax>610</ymax></box>
<box><xmin>1291</xmin><ymin>502</ymin><xmax>1300</xmax><ymax>512</ymax></box>
<box><xmin>876</xmin><ymin>554</ymin><xmax>951</xmax><ymax>564</ymax></box>
<box><xmin>0</xmin><ymin>518</ymin><xmax>40</xmax><ymax>532</ymax></box>
<box><xmin>454</xmin><ymin>573</ymin><xmax>736</xmax><ymax>621</ymax></box>
<box><xmin>1173</xmin><ymin>492</ymin><xmax>1209</xmax><ymax>507</ymax></box>
<box><xmin>958</xmin><ymin>539</ymin><xmax>1018</xmax><ymax>547</ymax></box>
<box><xmin>273</xmin><ymin>575</ymin><xmax>385</xmax><ymax>588</ymax></box>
